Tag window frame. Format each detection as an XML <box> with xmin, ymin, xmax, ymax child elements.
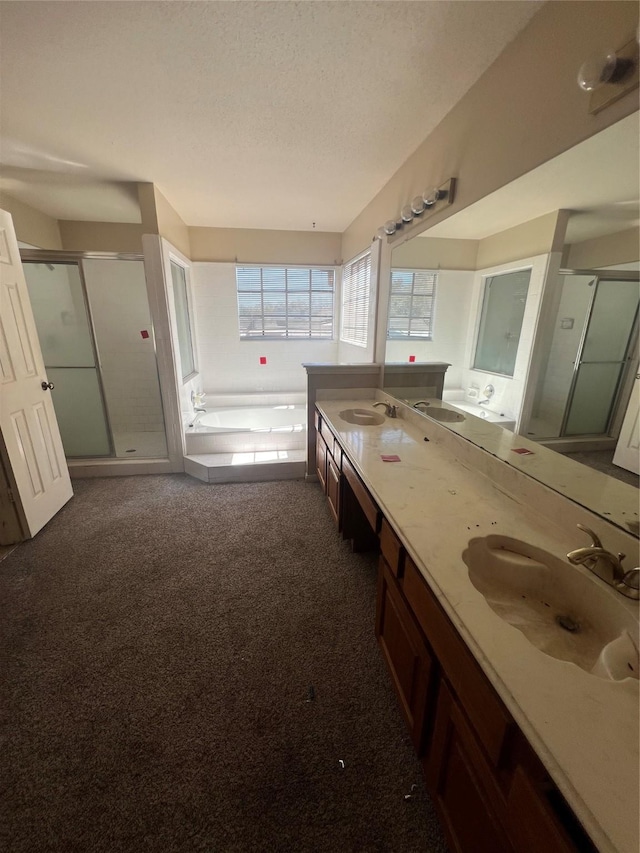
<box><xmin>340</xmin><ymin>249</ymin><xmax>372</xmax><ymax>348</ymax></box>
<box><xmin>235</xmin><ymin>264</ymin><xmax>337</xmax><ymax>341</ymax></box>
<box><xmin>169</xmin><ymin>255</ymin><xmax>198</xmax><ymax>383</ymax></box>
<box><xmin>472</xmin><ymin>266</ymin><xmax>532</xmax><ymax>378</ymax></box>
<box><xmin>387</xmin><ymin>268</ymin><xmax>438</xmax><ymax>340</ymax></box>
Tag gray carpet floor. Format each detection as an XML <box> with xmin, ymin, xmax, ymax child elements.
<box><xmin>1</xmin><ymin>475</ymin><xmax>448</xmax><ymax>853</ymax></box>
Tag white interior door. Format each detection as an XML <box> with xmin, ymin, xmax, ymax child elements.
<box><xmin>613</xmin><ymin>373</ymin><xmax>640</xmax><ymax>474</ymax></box>
<box><xmin>0</xmin><ymin>209</ymin><xmax>73</xmax><ymax>536</ymax></box>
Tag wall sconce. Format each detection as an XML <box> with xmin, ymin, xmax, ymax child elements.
<box><xmin>375</xmin><ymin>178</ymin><xmax>456</xmax><ymax>241</ymax></box>
<box><xmin>578</xmin><ymin>37</ymin><xmax>639</xmax><ymax>114</ymax></box>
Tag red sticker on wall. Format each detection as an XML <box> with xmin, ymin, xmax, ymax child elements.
<box><xmin>140</xmin><ymin>330</ymin><xmax>149</xmax><ymax>339</ymax></box>
<box><xmin>259</xmin><ymin>356</ymin><xmax>267</xmax><ymax>365</ymax></box>
<box><xmin>409</xmin><ymin>355</ymin><xmax>416</xmax><ymax>363</ymax></box>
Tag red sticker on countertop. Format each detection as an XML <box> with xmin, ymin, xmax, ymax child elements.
<box><xmin>140</xmin><ymin>330</ymin><xmax>149</xmax><ymax>339</ymax></box>
<box><xmin>259</xmin><ymin>356</ymin><xmax>267</xmax><ymax>365</ymax></box>
<box><xmin>512</xmin><ymin>447</ymin><xmax>535</xmax><ymax>455</ymax></box>
<box><xmin>381</xmin><ymin>454</ymin><xmax>401</xmax><ymax>462</ymax></box>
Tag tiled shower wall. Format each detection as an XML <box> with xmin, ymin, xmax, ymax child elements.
<box><xmin>191</xmin><ymin>262</ymin><xmax>339</xmax><ymax>394</ymax></box>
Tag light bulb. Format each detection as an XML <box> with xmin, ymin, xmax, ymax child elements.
<box><xmin>376</xmin><ymin>226</ymin><xmax>387</xmax><ymax>240</ymax></box>
<box><xmin>401</xmin><ymin>205</ymin><xmax>414</xmax><ymax>222</ymax></box>
<box><xmin>423</xmin><ymin>187</ymin><xmax>443</xmax><ymax>207</ymax></box>
<box><xmin>411</xmin><ymin>196</ymin><xmax>425</xmax><ymax>215</ymax></box>
<box><xmin>577</xmin><ymin>52</ymin><xmax>619</xmax><ymax>91</ymax></box>
<box><xmin>383</xmin><ymin>220</ymin><xmax>397</xmax><ymax>235</ymax></box>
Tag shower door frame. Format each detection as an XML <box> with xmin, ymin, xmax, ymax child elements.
<box><xmin>556</xmin><ymin>268</ymin><xmax>640</xmax><ymax>439</ymax></box>
<box><xmin>19</xmin><ymin>249</ymin><xmax>168</xmax><ymax>462</ymax></box>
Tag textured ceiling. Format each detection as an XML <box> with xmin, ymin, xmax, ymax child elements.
<box><xmin>0</xmin><ymin>0</ymin><xmax>542</xmax><ymax>228</ymax></box>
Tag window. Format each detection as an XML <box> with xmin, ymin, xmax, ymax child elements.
<box><xmin>170</xmin><ymin>260</ymin><xmax>197</xmax><ymax>380</ymax></box>
<box><xmin>236</xmin><ymin>267</ymin><xmax>334</xmax><ymax>339</ymax></box>
<box><xmin>340</xmin><ymin>251</ymin><xmax>371</xmax><ymax>347</ymax></box>
<box><xmin>473</xmin><ymin>268</ymin><xmax>531</xmax><ymax>377</ymax></box>
<box><xmin>387</xmin><ymin>269</ymin><xmax>437</xmax><ymax>339</ymax></box>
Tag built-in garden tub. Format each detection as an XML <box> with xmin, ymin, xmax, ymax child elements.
<box><xmin>184</xmin><ymin>394</ymin><xmax>307</xmax><ymax>455</ymax></box>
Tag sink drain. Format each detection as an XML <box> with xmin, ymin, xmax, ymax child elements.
<box><xmin>556</xmin><ymin>614</ymin><xmax>580</xmax><ymax>633</ymax></box>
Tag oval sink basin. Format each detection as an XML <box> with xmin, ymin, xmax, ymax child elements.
<box><xmin>415</xmin><ymin>404</ymin><xmax>465</xmax><ymax>423</ymax></box>
<box><xmin>338</xmin><ymin>408</ymin><xmax>386</xmax><ymax>426</ymax></box>
<box><xmin>463</xmin><ymin>536</ymin><xmax>639</xmax><ymax>681</ymax></box>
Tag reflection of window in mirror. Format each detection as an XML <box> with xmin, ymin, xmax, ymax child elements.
<box><xmin>387</xmin><ymin>270</ymin><xmax>437</xmax><ymax>339</ymax></box>
<box><xmin>473</xmin><ymin>269</ymin><xmax>531</xmax><ymax>377</ymax></box>
<box><xmin>170</xmin><ymin>260</ymin><xmax>197</xmax><ymax>381</ymax></box>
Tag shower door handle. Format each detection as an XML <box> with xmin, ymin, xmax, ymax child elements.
<box><xmin>41</xmin><ymin>381</ymin><xmax>55</xmax><ymax>391</ymax></box>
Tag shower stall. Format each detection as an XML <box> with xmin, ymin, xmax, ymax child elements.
<box><xmin>20</xmin><ymin>250</ymin><xmax>168</xmax><ymax>460</ymax></box>
<box><xmin>527</xmin><ymin>269</ymin><xmax>639</xmax><ymax>440</ymax></box>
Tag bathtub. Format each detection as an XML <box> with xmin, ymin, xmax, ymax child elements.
<box><xmin>185</xmin><ymin>402</ymin><xmax>307</xmax><ymax>454</ymax></box>
<box><xmin>447</xmin><ymin>400</ymin><xmax>515</xmax><ymax>430</ymax></box>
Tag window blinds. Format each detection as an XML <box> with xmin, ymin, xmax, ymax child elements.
<box><xmin>236</xmin><ymin>267</ymin><xmax>335</xmax><ymax>339</ymax></box>
<box><xmin>340</xmin><ymin>252</ymin><xmax>371</xmax><ymax>347</ymax></box>
<box><xmin>387</xmin><ymin>269</ymin><xmax>438</xmax><ymax>339</ymax></box>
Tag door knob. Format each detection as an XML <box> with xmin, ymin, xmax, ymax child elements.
<box><xmin>41</xmin><ymin>381</ymin><xmax>55</xmax><ymax>391</ymax></box>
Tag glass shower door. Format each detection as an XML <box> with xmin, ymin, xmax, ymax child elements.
<box><xmin>564</xmin><ymin>279</ymin><xmax>639</xmax><ymax>436</ymax></box>
<box><xmin>23</xmin><ymin>262</ymin><xmax>112</xmax><ymax>457</ymax></box>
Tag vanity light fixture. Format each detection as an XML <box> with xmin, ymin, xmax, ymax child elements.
<box><xmin>374</xmin><ymin>177</ymin><xmax>456</xmax><ymax>241</ymax></box>
<box><xmin>577</xmin><ymin>37</ymin><xmax>639</xmax><ymax>114</ymax></box>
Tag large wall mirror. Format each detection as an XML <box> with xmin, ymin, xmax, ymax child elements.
<box><xmin>382</xmin><ymin>112</ymin><xmax>639</xmax><ymax>537</ymax></box>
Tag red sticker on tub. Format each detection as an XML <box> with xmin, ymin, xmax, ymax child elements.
<box><xmin>381</xmin><ymin>454</ymin><xmax>401</xmax><ymax>462</ymax></box>
<box><xmin>140</xmin><ymin>330</ymin><xmax>149</xmax><ymax>339</ymax></box>
<box><xmin>259</xmin><ymin>356</ymin><xmax>267</xmax><ymax>365</ymax></box>
<box><xmin>409</xmin><ymin>355</ymin><xmax>416</xmax><ymax>363</ymax></box>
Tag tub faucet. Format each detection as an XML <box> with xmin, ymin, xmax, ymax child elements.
<box><xmin>373</xmin><ymin>401</ymin><xmax>397</xmax><ymax>418</ymax></box>
<box><xmin>567</xmin><ymin>524</ymin><xmax>639</xmax><ymax>600</ymax></box>
<box><xmin>188</xmin><ymin>407</ymin><xmax>206</xmax><ymax>428</ymax></box>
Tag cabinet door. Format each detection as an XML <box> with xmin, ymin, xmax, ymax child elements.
<box><xmin>326</xmin><ymin>452</ymin><xmax>340</xmax><ymax>526</ymax></box>
<box><xmin>375</xmin><ymin>559</ymin><xmax>433</xmax><ymax>753</ymax></box>
<box><xmin>426</xmin><ymin>680</ymin><xmax>513</xmax><ymax>853</ymax></box>
<box><xmin>316</xmin><ymin>432</ymin><xmax>327</xmax><ymax>492</ymax></box>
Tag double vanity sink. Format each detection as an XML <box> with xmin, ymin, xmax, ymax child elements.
<box><xmin>318</xmin><ymin>399</ymin><xmax>639</xmax><ymax>853</ymax></box>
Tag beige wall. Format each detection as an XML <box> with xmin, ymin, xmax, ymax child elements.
<box><xmin>189</xmin><ymin>227</ymin><xmax>342</xmax><ymax>265</ymax></box>
<box><xmin>59</xmin><ymin>221</ymin><xmax>144</xmax><ymax>253</ymax></box>
<box><xmin>475</xmin><ymin>211</ymin><xmax>569</xmax><ymax>270</ymax></box>
<box><xmin>563</xmin><ymin>227</ymin><xmax>640</xmax><ymax>269</ymax></box>
<box><xmin>0</xmin><ymin>192</ymin><xmax>62</xmax><ymax>249</ymax></box>
<box><xmin>342</xmin><ymin>2</ymin><xmax>639</xmax><ymax>261</ymax></box>
<box><xmin>154</xmin><ymin>188</ymin><xmax>190</xmax><ymax>258</ymax></box>
<box><xmin>391</xmin><ymin>236</ymin><xmax>478</xmax><ymax>270</ymax></box>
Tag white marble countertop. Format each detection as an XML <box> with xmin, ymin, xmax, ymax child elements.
<box><xmin>316</xmin><ymin>398</ymin><xmax>639</xmax><ymax>853</ymax></box>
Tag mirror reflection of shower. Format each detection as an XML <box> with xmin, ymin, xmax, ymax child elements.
<box><xmin>527</xmin><ymin>269</ymin><xmax>639</xmax><ymax>441</ymax></box>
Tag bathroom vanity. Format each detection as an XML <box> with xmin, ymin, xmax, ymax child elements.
<box><xmin>314</xmin><ymin>399</ymin><xmax>639</xmax><ymax>853</ymax></box>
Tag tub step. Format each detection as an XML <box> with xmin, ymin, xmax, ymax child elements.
<box><xmin>184</xmin><ymin>450</ymin><xmax>306</xmax><ymax>484</ymax></box>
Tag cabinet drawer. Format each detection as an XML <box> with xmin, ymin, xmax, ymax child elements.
<box><xmin>319</xmin><ymin>418</ymin><xmax>336</xmax><ymax>453</ymax></box>
<box><xmin>380</xmin><ymin>517</ymin><xmax>405</xmax><ymax>577</ymax></box>
<box><xmin>316</xmin><ymin>431</ymin><xmax>327</xmax><ymax>491</ymax></box>
<box><xmin>403</xmin><ymin>556</ymin><xmax>513</xmax><ymax>767</ymax></box>
<box><xmin>342</xmin><ymin>456</ymin><xmax>380</xmax><ymax>533</ymax></box>
<box><xmin>326</xmin><ymin>453</ymin><xmax>341</xmax><ymax>526</ymax></box>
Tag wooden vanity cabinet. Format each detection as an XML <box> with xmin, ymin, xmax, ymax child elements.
<box><xmin>377</xmin><ymin>545</ymin><xmax>590</xmax><ymax>853</ymax></box>
<box><xmin>315</xmin><ymin>429</ymin><xmax>327</xmax><ymax>491</ymax></box>
<box><xmin>375</xmin><ymin>558</ymin><xmax>435</xmax><ymax>752</ymax></box>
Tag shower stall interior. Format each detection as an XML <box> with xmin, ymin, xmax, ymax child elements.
<box><xmin>527</xmin><ymin>269</ymin><xmax>639</xmax><ymax>441</ymax></box>
<box><xmin>20</xmin><ymin>251</ymin><xmax>168</xmax><ymax>460</ymax></box>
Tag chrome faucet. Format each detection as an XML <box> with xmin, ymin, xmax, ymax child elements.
<box><xmin>188</xmin><ymin>407</ymin><xmax>206</xmax><ymax>428</ymax></box>
<box><xmin>567</xmin><ymin>524</ymin><xmax>639</xmax><ymax>600</ymax></box>
<box><xmin>373</xmin><ymin>401</ymin><xmax>398</xmax><ymax>418</ymax></box>
<box><xmin>413</xmin><ymin>401</ymin><xmax>430</xmax><ymax>409</ymax></box>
